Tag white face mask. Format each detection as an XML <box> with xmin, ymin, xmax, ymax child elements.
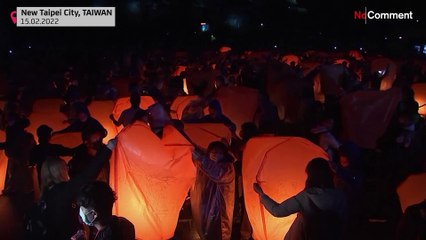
<box><xmin>79</xmin><ymin>207</ymin><xmax>96</xmax><ymax>226</ymax></box>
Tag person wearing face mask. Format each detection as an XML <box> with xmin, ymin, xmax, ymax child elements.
<box><xmin>74</xmin><ymin>181</ymin><xmax>135</xmax><ymax>240</ymax></box>
<box><xmin>191</xmin><ymin>141</ymin><xmax>235</xmax><ymax>240</ymax></box>
<box><xmin>68</xmin><ymin>126</ymin><xmax>109</xmax><ymax>183</ymax></box>
<box><xmin>31</xmin><ymin>139</ymin><xmax>115</xmax><ymax>240</ymax></box>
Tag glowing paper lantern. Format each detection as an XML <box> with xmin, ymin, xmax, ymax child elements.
<box><xmin>27</xmin><ymin>99</ymin><xmax>68</xmax><ymax>138</ymax></box>
<box><xmin>370</xmin><ymin>58</ymin><xmax>398</xmax><ymax>91</ymax></box>
<box><xmin>243</xmin><ymin>137</ymin><xmax>328</xmax><ymax>240</ymax></box>
<box><xmin>281</xmin><ymin>54</ymin><xmax>300</xmax><ymax>66</ymax></box>
<box><xmin>216</xmin><ymin>86</ymin><xmax>259</xmax><ymax>134</ymax></box>
<box><xmin>169</xmin><ymin>95</ymin><xmax>200</xmax><ymax>120</ymax></box>
<box><xmin>0</xmin><ymin>131</ymin><xmax>6</xmax><ymax>192</ymax></box>
<box><xmin>340</xmin><ymin>88</ymin><xmax>401</xmax><ymax>149</ymax></box>
<box><xmin>110</xmin><ymin>123</ymin><xmax>196</xmax><ymax>239</ymax></box>
<box><xmin>219</xmin><ymin>46</ymin><xmax>232</xmax><ymax>53</ymax></box>
<box><xmin>172</xmin><ymin>65</ymin><xmax>187</xmax><ymax>77</ymax></box>
<box><xmin>348</xmin><ymin>50</ymin><xmax>364</xmax><ymax>61</ymax></box>
<box><xmin>397</xmin><ymin>173</ymin><xmax>426</xmax><ymax>212</ymax></box>
<box><xmin>334</xmin><ymin>58</ymin><xmax>350</xmax><ymax>67</ymax></box>
<box><xmin>184</xmin><ymin>123</ymin><xmax>231</xmax><ymax>150</ymax></box>
<box><xmin>411</xmin><ymin>83</ymin><xmax>426</xmax><ymax>116</ymax></box>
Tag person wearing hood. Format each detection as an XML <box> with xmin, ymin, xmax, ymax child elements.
<box><xmin>253</xmin><ymin>158</ymin><xmax>347</xmax><ymax>240</ymax></box>
<box><xmin>200</xmin><ymin>99</ymin><xmax>237</xmax><ymax>134</ymax></box>
<box><xmin>191</xmin><ymin>141</ymin><xmax>235</xmax><ymax>240</ymax></box>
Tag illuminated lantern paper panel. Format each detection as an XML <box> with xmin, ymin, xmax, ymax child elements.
<box><xmin>110</xmin><ymin>123</ymin><xmax>196</xmax><ymax>240</ymax></box>
<box><xmin>169</xmin><ymin>95</ymin><xmax>200</xmax><ymax>120</ymax></box>
<box><xmin>0</xmin><ymin>131</ymin><xmax>6</xmax><ymax>192</ymax></box>
<box><xmin>243</xmin><ymin>137</ymin><xmax>328</xmax><ymax>240</ymax></box>
<box><xmin>412</xmin><ymin>83</ymin><xmax>426</xmax><ymax>116</ymax></box>
<box><xmin>397</xmin><ymin>173</ymin><xmax>426</xmax><ymax>213</ymax></box>
<box><xmin>216</xmin><ymin>86</ymin><xmax>259</xmax><ymax>134</ymax></box>
<box><xmin>27</xmin><ymin>99</ymin><xmax>68</xmax><ymax>138</ymax></box>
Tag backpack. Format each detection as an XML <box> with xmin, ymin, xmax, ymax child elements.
<box><xmin>24</xmin><ymin>199</ymin><xmax>48</xmax><ymax>239</ymax></box>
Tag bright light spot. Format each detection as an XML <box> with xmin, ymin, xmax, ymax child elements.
<box><xmin>333</xmin><ymin>46</ymin><xmax>337</xmax><ymax>50</ymax></box>
<box><xmin>8</xmin><ymin>50</ymin><xmax>12</xmax><ymax>54</ymax></box>
<box><xmin>416</xmin><ymin>20</ymin><xmax>419</xmax><ymax>23</ymax></box>
<box><xmin>274</xmin><ymin>45</ymin><xmax>278</xmax><ymax>49</ymax></box>
<box><xmin>384</xmin><ymin>37</ymin><xmax>388</xmax><ymax>40</ymax></box>
<box><xmin>28</xmin><ymin>45</ymin><xmax>32</xmax><ymax>49</ymax></box>
<box><xmin>183</xmin><ymin>78</ymin><xmax>189</xmax><ymax>95</ymax></box>
<box><xmin>359</xmin><ymin>47</ymin><xmax>363</xmax><ymax>51</ymax></box>
<box><xmin>399</xmin><ymin>36</ymin><xmax>402</xmax><ymax>39</ymax></box>
<box><xmin>260</xmin><ymin>23</ymin><xmax>264</xmax><ymax>27</ymax></box>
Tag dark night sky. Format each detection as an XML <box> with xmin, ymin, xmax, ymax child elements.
<box><xmin>0</xmin><ymin>0</ymin><xmax>425</xmax><ymax>53</ymax></box>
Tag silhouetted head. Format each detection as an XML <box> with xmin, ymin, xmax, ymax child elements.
<box><xmin>305</xmin><ymin>158</ymin><xmax>334</xmax><ymax>189</ymax></box>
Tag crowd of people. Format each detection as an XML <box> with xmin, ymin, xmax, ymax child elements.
<box><xmin>0</xmin><ymin>49</ymin><xmax>425</xmax><ymax>240</ymax></box>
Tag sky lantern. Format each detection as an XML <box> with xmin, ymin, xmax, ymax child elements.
<box><xmin>215</xmin><ymin>86</ymin><xmax>259</xmax><ymax>134</ymax></box>
<box><xmin>184</xmin><ymin>123</ymin><xmax>231</xmax><ymax>149</ymax></box>
<box><xmin>370</xmin><ymin>58</ymin><xmax>398</xmax><ymax>91</ymax></box>
<box><xmin>0</xmin><ymin>131</ymin><xmax>6</xmax><ymax>192</ymax></box>
<box><xmin>348</xmin><ymin>50</ymin><xmax>363</xmax><ymax>61</ymax></box>
<box><xmin>281</xmin><ymin>54</ymin><xmax>300</xmax><ymax>66</ymax></box>
<box><xmin>340</xmin><ymin>88</ymin><xmax>401</xmax><ymax>149</ymax></box>
<box><xmin>243</xmin><ymin>137</ymin><xmax>328</xmax><ymax>240</ymax></box>
<box><xmin>27</xmin><ymin>99</ymin><xmax>68</xmax><ymax>139</ymax></box>
<box><xmin>110</xmin><ymin>122</ymin><xmax>196</xmax><ymax>240</ymax></box>
<box><xmin>219</xmin><ymin>46</ymin><xmax>232</xmax><ymax>53</ymax></box>
<box><xmin>169</xmin><ymin>95</ymin><xmax>201</xmax><ymax>120</ymax></box>
<box><xmin>411</xmin><ymin>83</ymin><xmax>426</xmax><ymax>116</ymax></box>
<box><xmin>397</xmin><ymin>173</ymin><xmax>426</xmax><ymax>212</ymax></box>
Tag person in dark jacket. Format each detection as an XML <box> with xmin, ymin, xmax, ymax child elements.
<box><xmin>38</xmin><ymin>140</ymin><xmax>114</xmax><ymax>240</ymax></box>
<box><xmin>30</xmin><ymin>124</ymin><xmax>75</xmax><ymax>181</ymax></box>
<box><xmin>53</xmin><ymin>102</ymin><xmax>105</xmax><ymax>138</ymax></box>
<box><xmin>191</xmin><ymin>141</ymin><xmax>235</xmax><ymax>240</ymax></box>
<box><xmin>75</xmin><ymin>181</ymin><xmax>135</xmax><ymax>240</ymax></box>
<box><xmin>200</xmin><ymin>100</ymin><xmax>237</xmax><ymax>134</ymax></box>
<box><xmin>68</xmin><ymin>126</ymin><xmax>109</xmax><ymax>183</ymax></box>
<box><xmin>254</xmin><ymin>158</ymin><xmax>347</xmax><ymax>240</ymax></box>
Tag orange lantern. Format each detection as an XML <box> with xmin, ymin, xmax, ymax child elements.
<box><xmin>215</xmin><ymin>86</ymin><xmax>259</xmax><ymax>134</ymax></box>
<box><xmin>397</xmin><ymin>173</ymin><xmax>426</xmax><ymax>213</ymax></box>
<box><xmin>184</xmin><ymin>123</ymin><xmax>231</xmax><ymax>149</ymax></box>
<box><xmin>243</xmin><ymin>137</ymin><xmax>328</xmax><ymax>240</ymax></box>
<box><xmin>348</xmin><ymin>50</ymin><xmax>364</xmax><ymax>61</ymax></box>
<box><xmin>281</xmin><ymin>54</ymin><xmax>300</xmax><ymax>66</ymax></box>
<box><xmin>370</xmin><ymin>58</ymin><xmax>398</xmax><ymax>91</ymax></box>
<box><xmin>110</xmin><ymin>123</ymin><xmax>196</xmax><ymax>239</ymax></box>
<box><xmin>340</xmin><ymin>88</ymin><xmax>401</xmax><ymax>149</ymax></box>
<box><xmin>411</xmin><ymin>83</ymin><xmax>426</xmax><ymax>116</ymax></box>
<box><xmin>169</xmin><ymin>95</ymin><xmax>201</xmax><ymax>120</ymax></box>
<box><xmin>0</xmin><ymin>131</ymin><xmax>6</xmax><ymax>192</ymax></box>
<box><xmin>27</xmin><ymin>99</ymin><xmax>68</xmax><ymax>138</ymax></box>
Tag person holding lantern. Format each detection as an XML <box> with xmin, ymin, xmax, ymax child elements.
<box><xmin>253</xmin><ymin>158</ymin><xmax>347</xmax><ymax>240</ymax></box>
<box><xmin>191</xmin><ymin>141</ymin><xmax>236</xmax><ymax>240</ymax></box>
